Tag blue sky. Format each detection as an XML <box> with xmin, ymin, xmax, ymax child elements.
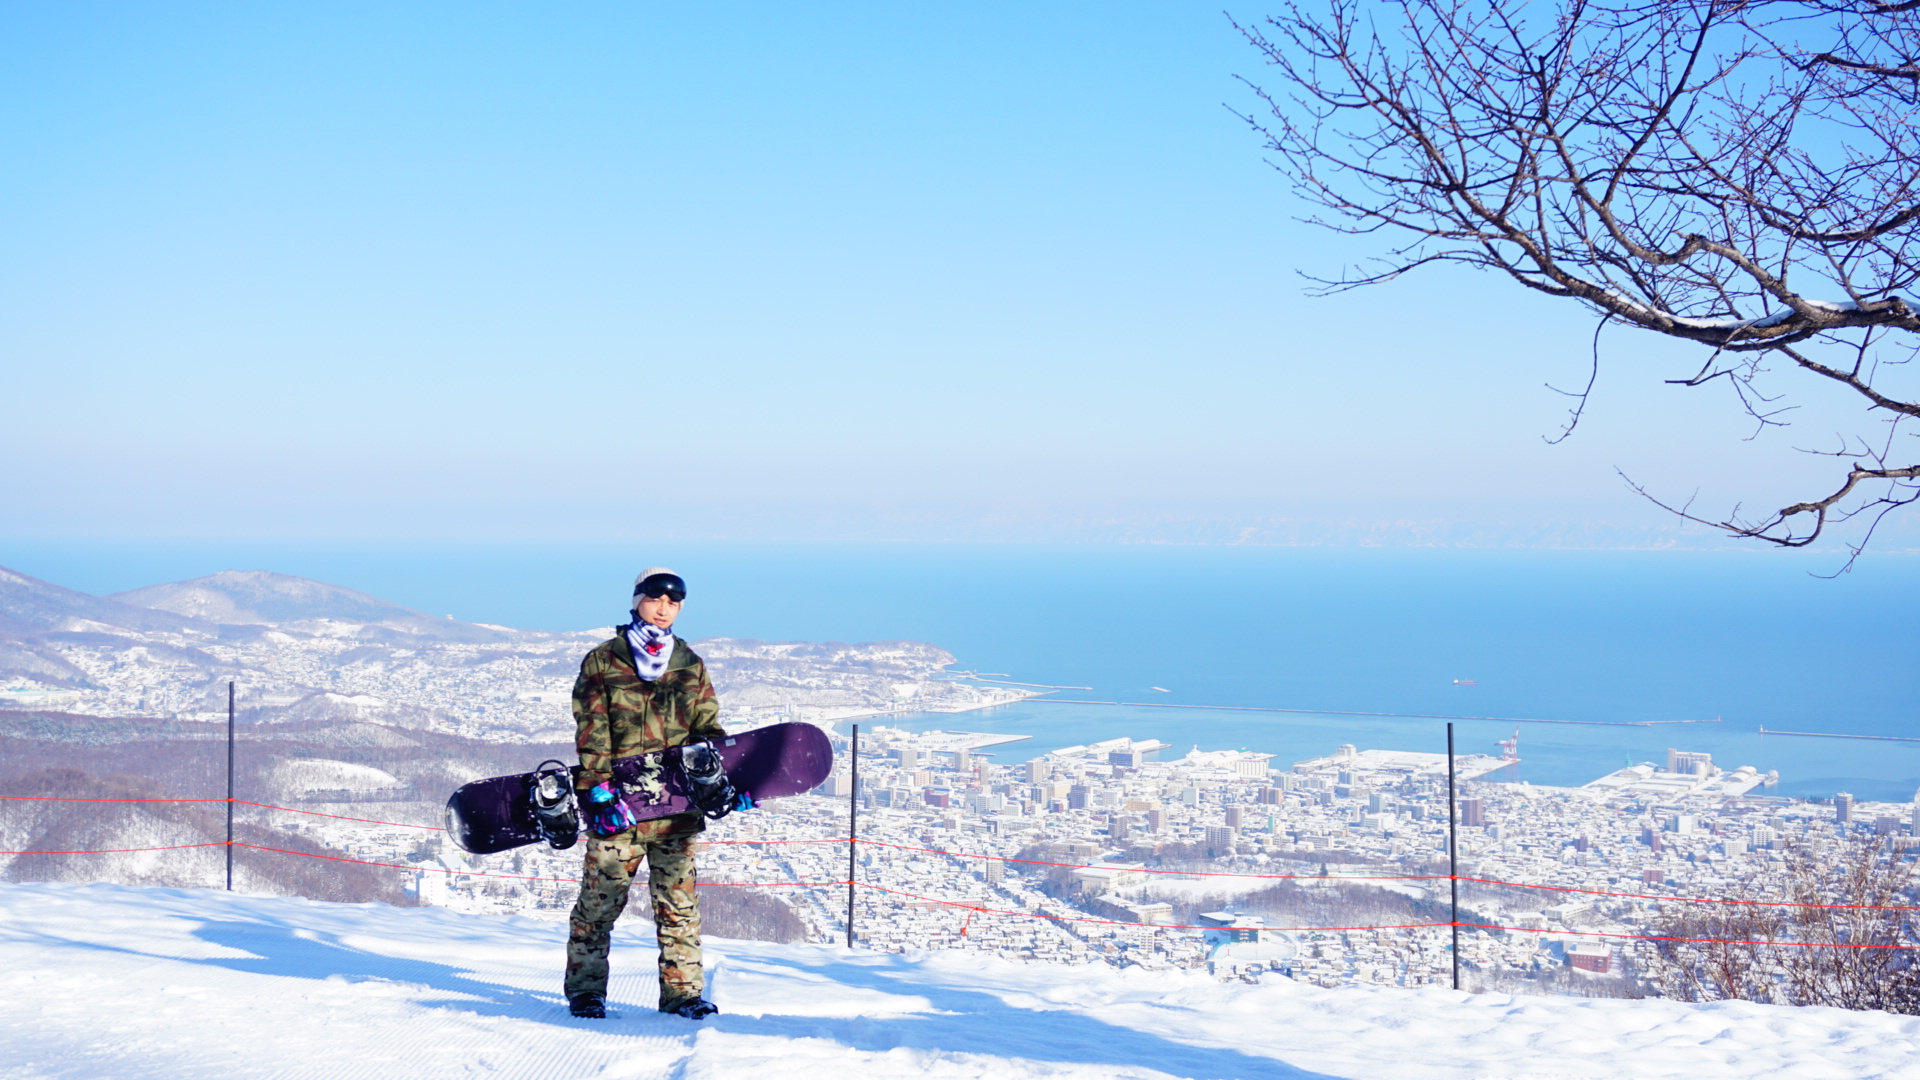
<box><xmin>0</xmin><ymin>1</ymin><xmax>1867</xmax><ymax>543</ymax></box>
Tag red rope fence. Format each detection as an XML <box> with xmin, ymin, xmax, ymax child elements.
<box><xmin>858</xmin><ymin>880</ymin><xmax>1454</xmax><ymax>934</ymax></box>
<box><xmin>6</xmin><ymin>793</ymin><xmax>1916</xmax><ymax>946</ymax></box>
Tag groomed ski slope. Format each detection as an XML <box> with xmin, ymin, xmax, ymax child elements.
<box><xmin>2</xmin><ymin>883</ymin><xmax>1916</xmax><ymax>1080</ymax></box>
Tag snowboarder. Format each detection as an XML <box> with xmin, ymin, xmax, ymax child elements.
<box><xmin>564</xmin><ymin>567</ymin><xmax>724</xmax><ymax>1020</ymax></box>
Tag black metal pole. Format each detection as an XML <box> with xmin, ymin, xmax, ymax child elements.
<box><xmin>1446</xmin><ymin>721</ymin><xmax>1459</xmax><ymax>990</ymax></box>
<box><xmin>846</xmin><ymin>723</ymin><xmax>858</xmax><ymax>948</ymax></box>
<box><xmin>226</xmin><ymin>681</ymin><xmax>235</xmax><ymax>891</ymax></box>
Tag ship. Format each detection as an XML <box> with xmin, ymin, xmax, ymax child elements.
<box><xmin>1452</xmin><ymin>678</ymin><xmax>1478</xmax><ymax>686</ymax></box>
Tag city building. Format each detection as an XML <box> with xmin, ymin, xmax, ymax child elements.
<box><xmin>1123</xmin><ymin>901</ymin><xmax>1173</xmax><ymax>925</ymax></box>
<box><xmin>1667</xmin><ymin>749</ymin><xmax>1713</xmax><ymax>776</ymax></box>
<box><xmin>1568</xmin><ymin>944</ymin><xmax>1612</xmax><ymax>974</ymax></box>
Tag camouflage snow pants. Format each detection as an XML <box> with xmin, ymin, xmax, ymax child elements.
<box><xmin>564</xmin><ymin>830</ymin><xmax>703</xmax><ymax>1010</ymax></box>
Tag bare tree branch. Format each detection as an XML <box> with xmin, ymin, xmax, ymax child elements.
<box><xmin>1235</xmin><ymin>0</ymin><xmax>1920</xmax><ymax>554</ymax></box>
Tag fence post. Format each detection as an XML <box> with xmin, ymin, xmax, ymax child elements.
<box><xmin>846</xmin><ymin>723</ymin><xmax>858</xmax><ymax>948</ymax></box>
<box><xmin>226</xmin><ymin>681</ymin><xmax>235</xmax><ymax>892</ymax></box>
<box><xmin>1447</xmin><ymin>721</ymin><xmax>1459</xmax><ymax>990</ymax></box>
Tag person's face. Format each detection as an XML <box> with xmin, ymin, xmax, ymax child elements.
<box><xmin>636</xmin><ymin>593</ymin><xmax>681</xmax><ymax>629</ymax></box>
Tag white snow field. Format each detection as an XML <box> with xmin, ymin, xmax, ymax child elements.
<box><xmin>3</xmin><ymin>883</ymin><xmax>1917</xmax><ymax>1080</ymax></box>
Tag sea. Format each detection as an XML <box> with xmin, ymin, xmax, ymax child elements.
<box><xmin>8</xmin><ymin>540</ymin><xmax>1920</xmax><ymax>801</ymax></box>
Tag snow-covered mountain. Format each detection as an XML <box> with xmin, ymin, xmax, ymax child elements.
<box><xmin>110</xmin><ymin>570</ymin><xmax>510</xmax><ymax>644</ymax></box>
<box><xmin>4</xmin><ymin>881</ymin><xmax>1910</xmax><ymax>1080</ymax></box>
<box><xmin>0</xmin><ymin>564</ymin><xmax>206</xmax><ymax>637</ymax></box>
<box><xmin>0</xmin><ymin>564</ymin><xmax>1030</xmax><ymax>738</ymax></box>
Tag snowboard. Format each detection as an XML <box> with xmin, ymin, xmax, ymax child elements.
<box><xmin>444</xmin><ymin>722</ymin><xmax>836</xmax><ymax>855</ymax></box>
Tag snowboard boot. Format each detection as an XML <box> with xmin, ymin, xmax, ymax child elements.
<box><xmin>568</xmin><ymin>993</ymin><xmax>607</xmax><ymax>1019</ymax></box>
<box><xmin>530</xmin><ymin>761</ymin><xmax>580</xmax><ymax>850</ymax></box>
<box><xmin>664</xmin><ymin>996</ymin><xmax>719</xmax><ymax>1020</ymax></box>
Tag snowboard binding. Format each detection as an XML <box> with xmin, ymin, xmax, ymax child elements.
<box><xmin>678</xmin><ymin>743</ymin><xmax>738</xmax><ymax>820</ymax></box>
<box><xmin>528</xmin><ymin>760</ymin><xmax>580</xmax><ymax>849</ymax></box>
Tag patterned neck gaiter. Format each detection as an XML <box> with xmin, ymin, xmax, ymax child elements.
<box><xmin>624</xmin><ymin>621</ymin><xmax>675</xmax><ymax>682</ymax></box>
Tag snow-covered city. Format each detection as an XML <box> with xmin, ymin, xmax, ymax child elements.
<box><xmin>7</xmin><ymin>563</ymin><xmax>1917</xmax><ymax>1007</ymax></box>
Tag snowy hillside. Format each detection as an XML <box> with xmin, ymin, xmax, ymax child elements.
<box><xmin>3</xmin><ymin>882</ymin><xmax>1916</xmax><ymax>1080</ymax></box>
<box><xmin>110</xmin><ymin>569</ymin><xmax>512</xmax><ymax>643</ymax></box>
<box><xmin>0</xmin><ymin>563</ymin><xmax>1031</xmax><ymax>738</ymax></box>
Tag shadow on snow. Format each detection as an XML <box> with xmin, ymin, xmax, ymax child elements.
<box><xmin>55</xmin><ymin>913</ymin><xmax>1336</xmax><ymax>1080</ymax></box>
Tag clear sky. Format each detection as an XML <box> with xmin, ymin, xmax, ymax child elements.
<box><xmin>0</xmin><ymin>1</ymin><xmax>1872</xmax><ymax>544</ymax></box>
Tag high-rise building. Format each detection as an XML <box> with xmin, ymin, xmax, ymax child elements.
<box><xmin>1109</xmin><ymin>816</ymin><xmax>1130</xmax><ymax>841</ymax></box>
<box><xmin>1459</xmin><ymin>798</ymin><xmax>1485</xmax><ymax>827</ymax></box>
<box><xmin>1203</xmin><ymin>826</ymin><xmax>1234</xmax><ymax>855</ymax></box>
<box><xmin>896</xmin><ymin>748</ymin><xmax>921</xmax><ymax>769</ymax></box>
<box><xmin>968</xmin><ymin>791</ymin><xmax>1003</xmax><ymax>814</ymax></box>
<box><xmin>1367</xmin><ymin>792</ymin><xmax>1387</xmax><ymax>814</ymax></box>
<box><xmin>1575</xmin><ymin>835</ymin><xmax>1591</xmax><ymax>852</ymax></box>
<box><xmin>985</xmin><ymin>858</ymin><xmax>1005</xmax><ymax>883</ymax></box>
<box><xmin>1146</xmin><ymin>807</ymin><xmax>1167</xmax><ymax>832</ymax></box>
<box><xmin>1224</xmin><ymin>806</ymin><xmax>1244</xmax><ymax>829</ymax></box>
<box><xmin>1020</xmin><ymin>760</ymin><xmax>1045</xmax><ymax>784</ymax></box>
<box><xmin>1068</xmin><ymin>784</ymin><xmax>1090</xmax><ymax>810</ymax></box>
<box><xmin>1836</xmin><ymin>791</ymin><xmax>1855</xmax><ymax>823</ymax></box>
<box><xmin>1259</xmin><ymin>786</ymin><xmax>1281</xmax><ymax>805</ymax></box>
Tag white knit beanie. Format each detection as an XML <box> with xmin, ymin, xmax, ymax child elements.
<box><xmin>631</xmin><ymin>566</ymin><xmax>682</xmax><ymax>611</ymax></box>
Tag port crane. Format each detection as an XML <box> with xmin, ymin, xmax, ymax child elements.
<box><xmin>1497</xmin><ymin>728</ymin><xmax>1520</xmax><ymax>763</ymax></box>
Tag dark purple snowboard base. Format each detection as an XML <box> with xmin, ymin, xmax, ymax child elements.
<box><xmin>445</xmin><ymin>722</ymin><xmax>835</xmax><ymax>855</ymax></box>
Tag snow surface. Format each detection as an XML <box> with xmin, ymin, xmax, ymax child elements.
<box><xmin>3</xmin><ymin>882</ymin><xmax>1918</xmax><ymax>1080</ymax></box>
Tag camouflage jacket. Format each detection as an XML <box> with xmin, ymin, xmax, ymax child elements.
<box><xmin>572</xmin><ymin>631</ymin><xmax>725</xmax><ymax>839</ymax></box>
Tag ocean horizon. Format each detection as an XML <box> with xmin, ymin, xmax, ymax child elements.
<box><xmin>6</xmin><ymin>540</ymin><xmax>1917</xmax><ymax>800</ymax></box>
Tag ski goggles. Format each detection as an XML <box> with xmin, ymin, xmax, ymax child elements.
<box><xmin>633</xmin><ymin>573</ymin><xmax>687</xmax><ymax>603</ymax></box>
